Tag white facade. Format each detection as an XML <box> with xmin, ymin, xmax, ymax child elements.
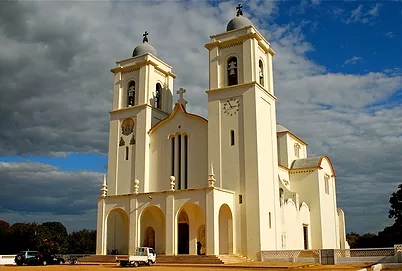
<box><xmin>96</xmin><ymin>10</ymin><xmax>347</xmax><ymax>260</ymax></box>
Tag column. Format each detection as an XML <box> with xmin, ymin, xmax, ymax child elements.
<box><xmin>165</xmin><ymin>193</ymin><xmax>176</xmax><ymax>255</ymax></box>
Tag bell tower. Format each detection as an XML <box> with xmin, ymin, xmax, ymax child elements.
<box><xmin>107</xmin><ymin>32</ymin><xmax>176</xmax><ymax>195</ymax></box>
<box><xmin>205</xmin><ymin>4</ymin><xmax>280</xmax><ymax>258</ymax></box>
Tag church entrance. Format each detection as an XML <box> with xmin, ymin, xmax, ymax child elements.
<box><xmin>140</xmin><ymin>206</ymin><xmax>165</xmax><ymax>254</ymax></box>
<box><xmin>178</xmin><ymin>210</ymin><xmax>189</xmax><ymax>254</ymax></box>
<box><xmin>106</xmin><ymin>209</ymin><xmax>129</xmax><ymax>254</ymax></box>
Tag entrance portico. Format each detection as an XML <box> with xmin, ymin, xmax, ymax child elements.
<box><xmin>96</xmin><ymin>187</ymin><xmax>235</xmax><ymax>256</ymax></box>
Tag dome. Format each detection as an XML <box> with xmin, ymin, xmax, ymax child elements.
<box><xmin>132</xmin><ymin>42</ymin><xmax>157</xmax><ymax>57</ymax></box>
<box><xmin>226</xmin><ymin>15</ymin><xmax>253</xmax><ymax>31</ymax></box>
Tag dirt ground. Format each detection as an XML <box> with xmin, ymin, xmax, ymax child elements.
<box><xmin>0</xmin><ymin>263</ymin><xmax>379</xmax><ymax>271</ymax></box>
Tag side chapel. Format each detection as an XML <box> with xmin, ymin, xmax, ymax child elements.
<box><xmin>96</xmin><ymin>5</ymin><xmax>348</xmax><ymax>260</ymax></box>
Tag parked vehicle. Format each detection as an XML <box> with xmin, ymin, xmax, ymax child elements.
<box><xmin>119</xmin><ymin>247</ymin><xmax>156</xmax><ymax>267</ymax></box>
<box><xmin>14</xmin><ymin>251</ymin><xmax>42</xmax><ymax>266</ymax></box>
<box><xmin>14</xmin><ymin>251</ymin><xmax>65</xmax><ymax>266</ymax></box>
<box><xmin>41</xmin><ymin>253</ymin><xmax>65</xmax><ymax>265</ymax></box>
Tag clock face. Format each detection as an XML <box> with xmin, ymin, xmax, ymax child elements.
<box><xmin>223</xmin><ymin>98</ymin><xmax>240</xmax><ymax>116</ymax></box>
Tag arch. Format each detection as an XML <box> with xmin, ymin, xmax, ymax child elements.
<box><xmin>218</xmin><ymin>204</ymin><xmax>233</xmax><ymax>254</ymax></box>
<box><xmin>106</xmin><ymin>208</ymin><xmax>129</xmax><ymax>254</ymax></box>
<box><xmin>227</xmin><ymin>56</ymin><xmax>238</xmax><ymax>86</ymax></box>
<box><xmin>140</xmin><ymin>206</ymin><xmax>166</xmax><ymax>254</ymax></box>
<box><xmin>155</xmin><ymin>83</ymin><xmax>162</xmax><ymax>109</ymax></box>
<box><xmin>127</xmin><ymin>81</ymin><xmax>135</xmax><ymax>107</ymax></box>
<box><xmin>259</xmin><ymin>59</ymin><xmax>264</xmax><ymax>86</ymax></box>
<box><xmin>177</xmin><ymin>203</ymin><xmax>206</xmax><ymax>255</ymax></box>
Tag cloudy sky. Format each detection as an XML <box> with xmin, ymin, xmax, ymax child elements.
<box><xmin>0</xmin><ymin>0</ymin><xmax>401</xmax><ymax>234</ymax></box>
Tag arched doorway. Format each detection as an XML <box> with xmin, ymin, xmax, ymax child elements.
<box><xmin>177</xmin><ymin>204</ymin><xmax>205</xmax><ymax>255</ymax></box>
<box><xmin>219</xmin><ymin>204</ymin><xmax>233</xmax><ymax>254</ymax></box>
<box><xmin>140</xmin><ymin>206</ymin><xmax>165</xmax><ymax>254</ymax></box>
<box><xmin>143</xmin><ymin>227</ymin><xmax>155</xmax><ymax>249</ymax></box>
<box><xmin>177</xmin><ymin>210</ymin><xmax>189</xmax><ymax>254</ymax></box>
<box><xmin>107</xmin><ymin>208</ymin><xmax>129</xmax><ymax>254</ymax></box>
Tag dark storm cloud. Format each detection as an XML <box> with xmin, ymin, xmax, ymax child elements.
<box><xmin>0</xmin><ymin>1</ymin><xmax>110</xmax><ymax>156</ymax></box>
<box><xmin>0</xmin><ymin>162</ymin><xmax>101</xmax><ymax>215</ymax></box>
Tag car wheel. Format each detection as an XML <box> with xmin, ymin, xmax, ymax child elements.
<box><xmin>148</xmin><ymin>260</ymin><xmax>153</xmax><ymax>266</ymax></box>
<box><xmin>59</xmin><ymin>260</ymin><xmax>64</xmax><ymax>265</ymax></box>
<box><xmin>133</xmin><ymin>261</ymin><xmax>139</xmax><ymax>267</ymax></box>
<box><xmin>43</xmin><ymin>260</ymin><xmax>47</xmax><ymax>266</ymax></box>
<box><xmin>16</xmin><ymin>256</ymin><xmax>22</xmax><ymax>261</ymax></box>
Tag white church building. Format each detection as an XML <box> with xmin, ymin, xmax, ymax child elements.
<box><xmin>96</xmin><ymin>5</ymin><xmax>348</xmax><ymax>260</ymax></box>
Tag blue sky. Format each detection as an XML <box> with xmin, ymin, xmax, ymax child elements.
<box><xmin>0</xmin><ymin>0</ymin><xmax>401</xmax><ymax>234</ymax></box>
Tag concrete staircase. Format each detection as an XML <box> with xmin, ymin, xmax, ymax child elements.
<box><xmin>156</xmin><ymin>255</ymin><xmax>224</xmax><ymax>264</ymax></box>
<box><xmin>216</xmin><ymin>254</ymin><xmax>255</xmax><ymax>264</ymax></box>
<box><xmin>77</xmin><ymin>254</ymin><xmax>254</xmax><ymax>265</ymax></box>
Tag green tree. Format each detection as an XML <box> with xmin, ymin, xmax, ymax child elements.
<box><xmin>68</xmin><ymin>229</ymin><xmax>96</xmax><ymax>254</ymax></box>
<box><xmin>38</xmin><ymin>222</ymin><xmax>68</xmax><ymax>253</ymax></box>
<box><xmin>389</xmin><ymin>184</ymin><xmax>402</xmax><ymax>226</ymax></box>
<box><xmin>8</xmin><ymin>222</ymin><xmax>40</xmax><ymax>253</ymax></box>
<box><xmin>0</xmin><ymin>220</ymin><xmax>11</xmax><ymax>254</ymax></box>
<box><xmin>346</xmin><ymin>232</ymin><xmax>360</xmax><ymax>248</ymax></box>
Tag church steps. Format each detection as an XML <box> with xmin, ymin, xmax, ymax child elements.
<box><xmin>156</xmin><ymin>255</ymin><xmax>224</xmax><ymax>264</ymax></box>
<box><xmin>216</xmin><ymin>254</ymin><xmax>255</xmax><ymax>264</ymax></box>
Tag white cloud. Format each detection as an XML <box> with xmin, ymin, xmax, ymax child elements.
<box><xmin>344</xmin><ymin>56</ymin><xmax>362</xmax><ymax>65</ymax></box>
<box><xmin>345</xmin><ymin>3</ymin><xmax>381</xmax><ymax>24</ymax></box>
<box><xmin>385</xmin><ymin>32</ymin><xmax>394</xmax><ymax>38</ymax></box>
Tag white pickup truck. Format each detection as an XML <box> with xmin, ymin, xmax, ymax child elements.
<box><xmin>119</xmin><ymin>247</ymin><xmax>156</xmax><ymax>267</ymax></box>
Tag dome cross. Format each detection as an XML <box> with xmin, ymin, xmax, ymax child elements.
<box><xmin>236</xmin><ymin>3</ymin><xmax>243</xmax><ymax>16</ymax></box>
<box><xmin>143</xmin><ymin>31</ymin><xmax>149</xmax><ymax>43</ymax></box>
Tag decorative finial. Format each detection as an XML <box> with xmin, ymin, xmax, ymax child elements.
<box><xmin>177</xmin><ymin>88</ymin><xmax>188</xmax><ymax>109</ymax></box>
<box><xmin>236</xmin><ymin>3</ymin><xmax>243</xmax><ymax>17</ymax></box>
<box><xmin>208</xmin><ymin>162</ymin><xmax>216</xmax><ymax>187</ymax></box>
<box><xmin>134</xmin><ymin>179</ymin><xmax>140</xmax><ymax>194</ymax></box>
<box><xmin>101</xmin><ymin>174</ymin><xmax>108</xmax><ymax>197</ymax></box>
<box><xmin>170</xmin><ymin>176</ymin><xmax>176</xmax><ymax>191</ymax></box>
<box><xmin>143</xmin><ymin>31</ymin><xmax>149</xmax><ymax>43</ymax></box>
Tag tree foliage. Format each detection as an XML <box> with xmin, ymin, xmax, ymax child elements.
<box><xmin>389</xmin><ymin>184</ymin><xmax>402</xmax><ymax>226</ymax></box>
<box><xmin>0</xmin><ymin>221</ymin><xmax>96</xmax><ymax>254</ymax></box>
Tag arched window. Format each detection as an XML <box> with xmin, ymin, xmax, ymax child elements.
<box><xmin>279</xmin><ymin>188</ymin><xmax>284</xmax><ymax>206</ymax></box>
<box><xmin>230</xmin><ymin>130</ymin><xmax>235</xmax><ymax>146</ymax></box>
<box><xmin>227</xmin><ymin>57</ymin><xmax>238</xmax><ymax>86</ymax></box>
<box><xmin>259</xmin><ymin>60</ymin><xmax>264</xmax><ymax>86</ymax></box>
<box><xmin>127</xmin><ymin>81</ymin><xmax>135</xmax><ymax>107</ymax></box>
<box><xmin>155</xmin><ymin>83</ymin><xmax>162</xmax><ymax>109</ymax></box>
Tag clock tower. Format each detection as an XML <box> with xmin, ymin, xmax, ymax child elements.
<box><xmin>205</xmin><ymin>5</ymin><xmax>280</xmax><ymax>257</ymax></box>
<box><xmin>107</xmin><ymin>32</ymin><xmax>176</xmax><ymax>195</ymax></box>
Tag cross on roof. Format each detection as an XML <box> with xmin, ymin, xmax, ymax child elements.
<box><xmin>143</xmin><ymin>31</ymin><xmax>149</xmax><ymax>43</ymax></box>
<box><xmin>177</xmin><ymin>88</ymin><xmax>188</xmax><ymax>108</ymax></box>
<box><xmin>236</xmin><ymin>3</ymin><xmax>243</xmax><ymax>16</ymax></box>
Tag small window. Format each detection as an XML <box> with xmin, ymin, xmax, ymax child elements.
<box><xmin>125</xmin><ymin>146</ymin><xmax>129</xmax><ymax>160</ymax></box>
<box><xmin>239</xmin><ymin>194</ymin><xmax>243</xmax><ymax>204</ymax></box>
<box><xmin>230</xmin><ymin>130</ymin><xmax>235</xmax><ymax>146</ymax></box>
<box><xmin>324</xmin><ymin>175</ymin><xmax>330</xmax><ymax>195</ymax></box>
<box><xmin>128</xmin><ymin>81</ymin><xmax>135</xmax><ymax>107</ymax></box>
<box><xmin>155</xmin><ymin>83</ymin><xmax>162</xmax><ymax>109</ymax></box>
<box><xmin>294</xmin><ymin>143</ymin><xmax>300</xmax><ymax>158</ymax></box>
<box><xmin>259</xmin><ymin>60</ymin><xmax>264</xmax><ymax>86</ymax></box>
<box><xmin>227</xmin><ymin>57</ymin><xmax>238</xmax><ymax>86</ymax></box>
<box><xmin>269</xmin><ymin>212</ymin><xmax>272</xmax><ymax>228</ymax></box>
